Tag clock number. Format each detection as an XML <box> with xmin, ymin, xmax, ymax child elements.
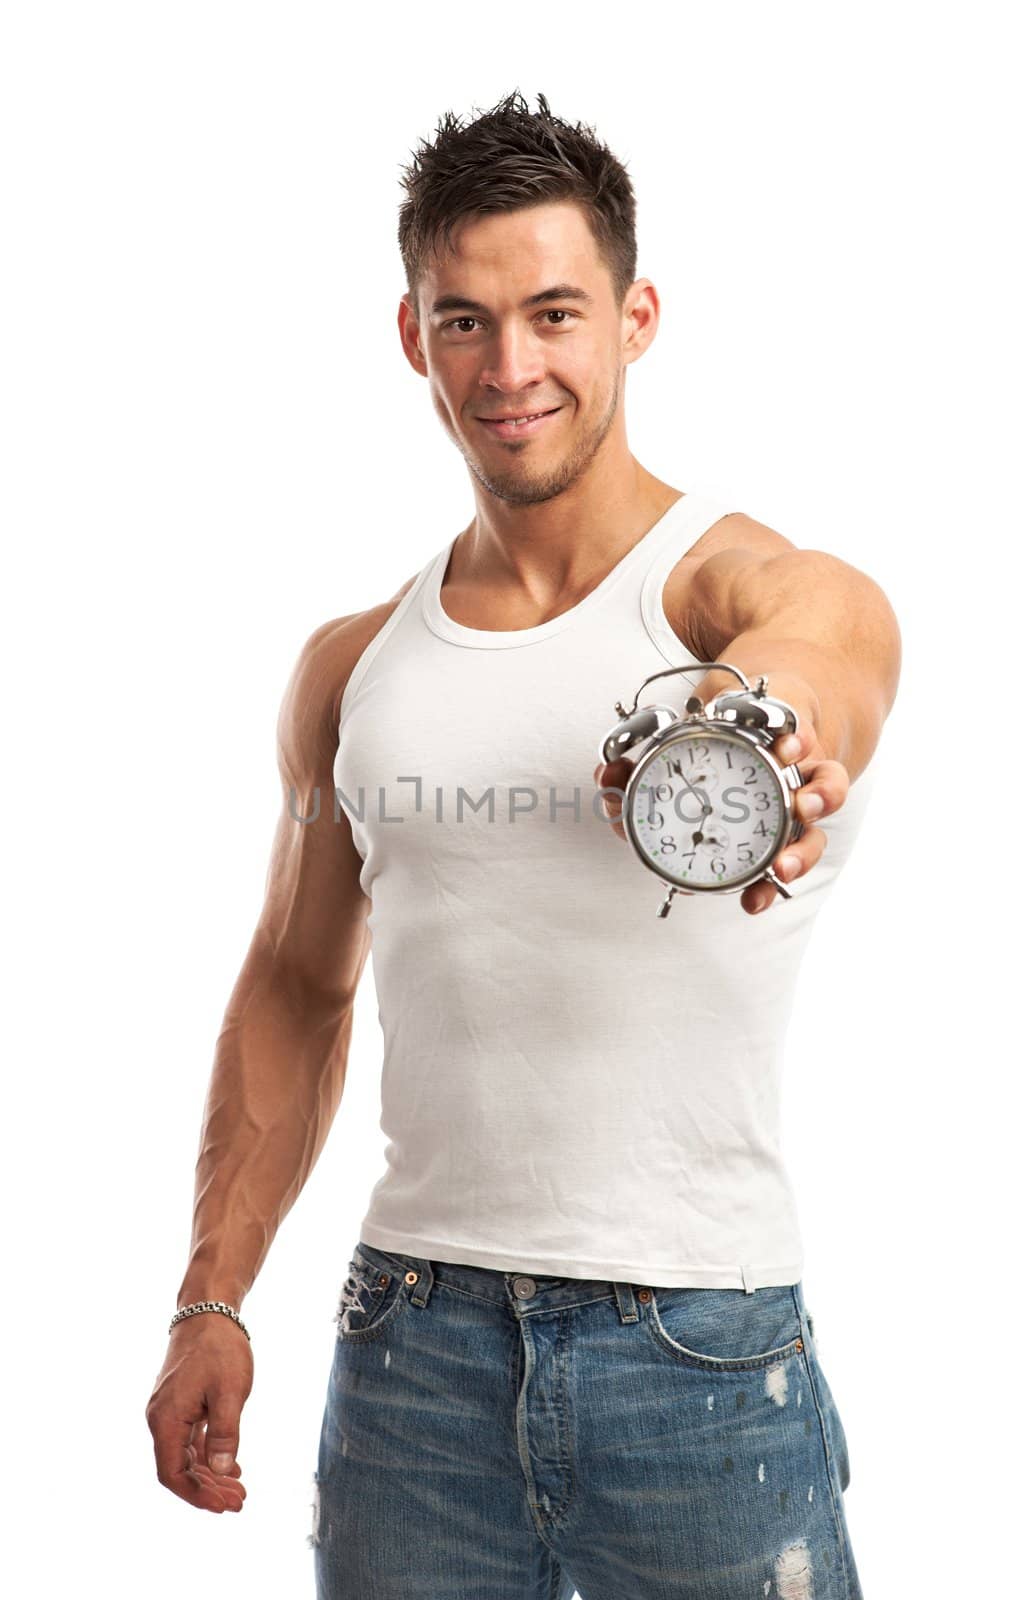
<box><xmin>742</xmin><ymin>764</ymin><xmax>758</xmax><ymax>785</ymax></box>
<box><xmin>737</xmin><ymin>843</ymin><xmax>755</xmax><ymax>864</ymax></box>
<box><xmin>660</xmin><ymin>835</ymin><xmax>676</xmax><ymax>855</ymax></box>
<box><xmin>710</xmin><ymin>858</ymin><xmax>727</xmax><ymax>877</ymax></box>
<box><xmin>636</xmin><ymin>785</ymin><xmax>665</xmax><ymax>827</ymax></box>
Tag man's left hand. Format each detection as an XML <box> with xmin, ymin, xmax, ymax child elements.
<box><xmin>592</xmin><ymin>711</ymin><xmax>850</xmax><ymax>914</ymax></box>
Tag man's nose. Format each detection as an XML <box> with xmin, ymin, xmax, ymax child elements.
<box><xmin>478</xmin><ymin>324</ymin><xmax>548</xmax><ymax>394</ymax></box>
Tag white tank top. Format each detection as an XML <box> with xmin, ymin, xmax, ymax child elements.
<box><xmin>333</xmin><ymin>488</ymin><xmax>879</xmax><ymax>1289</ymax></box>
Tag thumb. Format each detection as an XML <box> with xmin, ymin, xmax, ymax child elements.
<box><xmin>205</xmin><ymin>1399</ymin><xmax>241</xmax><ymax>1477</ymax></box>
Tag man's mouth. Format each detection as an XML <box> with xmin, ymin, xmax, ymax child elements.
<box><xmin>476</xmin><ymin>407</ymin><xmax>562</xmax><ymax>437</ymax></box>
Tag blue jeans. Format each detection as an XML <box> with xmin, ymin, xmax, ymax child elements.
<box><xmin>311</xmin><ymin>1240</ymin><xmax>862</xmax><ymax>1598</ymax></box>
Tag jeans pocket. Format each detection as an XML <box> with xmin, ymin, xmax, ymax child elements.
<box><xmin>333</xmin><ymin>1250</ymin><xmax>409</xmax><ymax>1342</ymax></box>
<box><xmin>645</xmin><ymin>1284</ymin><xmax>806</xmax><ymax>1372</ymax></box>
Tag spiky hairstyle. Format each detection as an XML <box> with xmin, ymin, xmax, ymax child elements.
<box><xmin>398</xmin><ymin>89</ymin><xmax>637</xmax><ymax>317</ymax></box>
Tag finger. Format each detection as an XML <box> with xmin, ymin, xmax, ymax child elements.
<box><xmin>151</xmin><ymin>1414</ymin><xmax>239</xmax><ymax>1513</ymax></box>
<box><xmin>191</xmin><ymin>1412</ymin><xmax>246</xmax><ymax>1503</ymax></box>
<box><xmin>594</xmin><ymin>756</ymin><xmax>633</xmax><ymax>841</ymax></box>
<box><xmin>742</xmin><ymin>825</ymin><xmax>828</xmax><ymax>915</ymax></box>
<box><xmin>185</xmin><ymin>1446</ymin><xmax>247</xmax><ymax>1510</ymax></box>
<box><xmin>204</xmin><ymin>1395</ymin><xmax>243</xmax><ymax>1479</ymax></box>
<box><xmin>187</xmin><ymin>1451</ymin><xmax>247</xmax><ymax>1508</ymax></box>
<box><xmin>772</xmin><ymin>720</ymin><xmax>812</xmax><ymax>766</ymax></box>
<box><xmin>594</xmin><ymin>756</ymin><xmax>633</xmax><ymax>790</ymax></box>
<box><xmin>188</xmin><ymin>1423</ymin><xmax>247</xmax><ymax>1506</ymax></box>
<box><xmin>793</xmin><ymin>757</ymin><xmax>849</xmax><ymax>823</ymax></box>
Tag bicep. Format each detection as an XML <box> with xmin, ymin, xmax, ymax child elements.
<box><xmin>246</xmin><ymin>586</ymin><xmax>419</xmax><ymax>1006</ymax></box>
<box><xmin>255</xmin><ymin>784</ymin><xmax>372</xmax><ymax>1011</ymax></box>
<box><xmin>252</xmin><ymin>616</ymin><xmax>375</xmax><ymax>1010</ymax></box>
<box><xmin>692</xmin><ymin>545</ymin><xmax>901</xmax><ymax>703</ymax></box>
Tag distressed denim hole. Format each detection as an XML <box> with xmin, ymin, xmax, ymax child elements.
<box><xmin>306</xmin><ymin>1470</ymin><xmax>320</xmax><ymax>1548</ymax></box>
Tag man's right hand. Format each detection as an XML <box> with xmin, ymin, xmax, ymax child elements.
<box><xmin>145</xmin><ymin>1315</ymin><xmax>254</xmax><ymax>1512</ymax></box>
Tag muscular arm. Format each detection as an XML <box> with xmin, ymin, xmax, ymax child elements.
<box><xmin>683</xmin><ymin>516</ymin><xmax>902</xmax><ymax>782</ymax></box>
<box><xmin>678</xmin><ymin>516</ymin><xmax>901</xmax><ymax>914</ymax></box>
<box><xmin>147</xmin><ymin>577</ymin><xmax>420</xmax><ymax>1515</ymax></box>
<box><xmin>176</xmin><ymin>582</ymin><xmax>416</xmax><ymax>1313</ymax></box>
<box><xmin>596</xmin><ymin>512</ymin><xmax>901</xmax><ymax>918</ymax></box>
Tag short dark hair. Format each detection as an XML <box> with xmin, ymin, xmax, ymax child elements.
<box><xmin>398</xmin><ymin>90</ymin><xmax>637</xmax><ymax>319</ymax></box>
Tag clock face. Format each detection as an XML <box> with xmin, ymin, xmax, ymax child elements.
<box><xmin>627</xmin><ymin>730</ymin><xmax>788</xmax><ymax>890</ymax></box>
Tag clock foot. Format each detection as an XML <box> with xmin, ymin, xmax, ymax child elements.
<box><xmin>763</xmin><ymin>867</ymin><xmax>794</xmax><ymax>900</ymax></box>
<box><xmin>658</xmin><ymin>886</ymin><xmax>695</xmax><ymax>918</ymax></box>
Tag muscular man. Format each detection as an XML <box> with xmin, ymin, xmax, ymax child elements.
<box><xmin>146</xmin><ymin>91</ymin><xmax>900</xmax><ymax>1599</ymax></box>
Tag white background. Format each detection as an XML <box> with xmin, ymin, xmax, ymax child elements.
<box><xmin>3</xmin><ymin>3</ymin><xmax>1028</xmax><ymax>1595</ymax></box>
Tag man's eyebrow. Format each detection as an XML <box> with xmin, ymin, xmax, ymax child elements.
<box><xmin>429</xmin><ymin>284</ymin><xmax>594</xmax><ymax>317</ymax></box>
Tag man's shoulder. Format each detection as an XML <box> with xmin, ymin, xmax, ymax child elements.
<box><xmin>688</xmin><ymin>510</ymin><xmax>798</xmax><ymax>570</ymax></box>
<box><xmin>309</xmin><ymin>571</ymin><xmax>422</xmax><ymax>697</ymax></box>
<box><xmin>279</xmin><ymin>571</ymin><xmax>423</xmax><ymax>768</ymax></box>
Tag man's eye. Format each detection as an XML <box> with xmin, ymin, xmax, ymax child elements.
<box><xmin>442</xmin><ymin>310</ymin><xmax>574</xmax><ymax>333</ymax></box>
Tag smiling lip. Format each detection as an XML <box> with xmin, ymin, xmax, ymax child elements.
<box><xmin>477</xmin><ymin>407</ymin><xmax>561</xmax><ymax>438</ymax></box>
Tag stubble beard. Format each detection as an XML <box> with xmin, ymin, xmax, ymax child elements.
<box><xmin>458</xmin><ymin>375</ymin><xmax>622</xmax><ymax>508</ymax></box>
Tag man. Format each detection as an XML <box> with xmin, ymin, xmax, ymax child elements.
<box><xmin>146</xmin><ymin>91</ymin><xmax>900</xmax><ymax>1599</ymax></box>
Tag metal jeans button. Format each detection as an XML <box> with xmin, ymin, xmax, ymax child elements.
<box><xmin>512</xmin><ymin>1276</ymin><xmax>537</xmax><ymax>1299</ymax></box>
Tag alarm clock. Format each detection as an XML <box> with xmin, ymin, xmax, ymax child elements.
<box><xmin>599</xmin><ymin>661</ymin><xmax>808</xmax><ymax>918</ymax></box>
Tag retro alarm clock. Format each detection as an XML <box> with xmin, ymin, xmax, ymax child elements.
<box><xmin>598</xmin><ymin>661</ymin><xmax>807</xmax><ymax>918</ymax></box>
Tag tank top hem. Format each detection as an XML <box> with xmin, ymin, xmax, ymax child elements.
<box><xmin>358</xmin><ymin>1222</ymin><xmax>803</xmax><ymax>1291</ymax></box>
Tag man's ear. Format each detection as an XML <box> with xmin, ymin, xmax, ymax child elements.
<box><xmin>621</xmin><ymin>278</ymin><xmax>660</xmax><ymax>366</ymax></box>
<box><xmin>398</xmin><ymin>295</ymin><xmax>428</xmax><ymax>377</ymax></box>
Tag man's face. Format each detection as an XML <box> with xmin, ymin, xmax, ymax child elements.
<box><xmin>400</xmin><ymin>201</ymin><xmax>644</xmax><ymax>507</ymax></box>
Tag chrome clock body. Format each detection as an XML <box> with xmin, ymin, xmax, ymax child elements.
<box><xmin>599</xmin><ymin>662</ymin><xmax>807</xmax><ymax>919</ymax></box>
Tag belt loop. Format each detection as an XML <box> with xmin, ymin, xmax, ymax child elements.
<box><xmin>613</xmin><ymin>1281</ymin><xmax>642</xmax><ymax>1323</ymax></box>
<box><xmin>740</xmin><ymin>1265</ymin><xmax>756</xmax><ymax>1295</ymax></box>
<box><xmin>404</xmin><ymin>1259</ymin><xmax>434</xmax><ymax>1308</ymax></box>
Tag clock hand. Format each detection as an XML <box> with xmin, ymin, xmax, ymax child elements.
<box><xmin>670</xmin><ymin>759</ymin><xmax>711</xmax><ymax>843</ymax></box>
<box><xmin>669</xmin><ymin>759</ymin><xmax>710</xmax><ymax>812</ymax></box>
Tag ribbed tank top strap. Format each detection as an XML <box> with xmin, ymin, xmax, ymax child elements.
<box><xmin>632</xmin><ymin>487</ymin><xmax>740</xmax><ymax>688</ymax></box>
<box><xmin>569</xmin><ymin>488</ymin><xmax>725</xmax><ymax>613</ymax></box>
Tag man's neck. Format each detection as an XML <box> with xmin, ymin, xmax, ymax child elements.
<box><xmin>446</xmin><ymin>466</ymin><xmax>682</xmax><ymax>622</ymax></box>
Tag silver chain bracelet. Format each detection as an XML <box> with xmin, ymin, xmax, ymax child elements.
<box><xmin>169</xmin><ymin>1300</ymin><xmax>251</xmax><ymax>1342</ymax></box>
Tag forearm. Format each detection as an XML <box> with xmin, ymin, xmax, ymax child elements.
<box><xmin>176</xmin><ymin>937</ymin><xmax>356</xmax><ymax>1312</ymax></box>
<box><xmin>689</xmin><ymin>630</ymin><xmax>877</xmax><ymax>779</ymax></box>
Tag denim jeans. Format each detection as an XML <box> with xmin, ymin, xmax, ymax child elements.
<box><xmin>310</xmin><ymin>1240</ymin><xmax>862</xmax><ymax>1598</ymax></box>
